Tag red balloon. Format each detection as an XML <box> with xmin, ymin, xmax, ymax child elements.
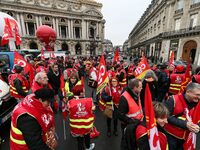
<box><xmin>36</xmin><ymin>25</ymin><xmax>56</xmax><ymax>51</ymax></box>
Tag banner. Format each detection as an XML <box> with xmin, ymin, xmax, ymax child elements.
<box><xmin>133</xmin><ymin>57</ymin><xmax>150</xmax><ymax>79</ymax></box>
<box><xmin>113</xmin><ymin>48</ymin><xmax>120</xmax><ymax>63</ymax></box>
<box><xmin>169</xmin><ymin>51</ymin><xmax>175</xmax><ymax>69</ymax></box>
<box><xmin>97</xmin><ymin>54</ymin><xmax>109</xmax><ymax>94</ymax></box>
<box><xmin>14</xmin><ymin>52</ymin><xmax>34</xmax><ymax>86</ymax></box>
<box><xmin>145</xmin><ymin>84</ymin><xmax>161</xmax><ymax>150</ymax></box>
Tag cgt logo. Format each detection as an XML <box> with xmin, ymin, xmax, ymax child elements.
<box><xmin>134</xmin><ymin>64</ymin><xmax>146</xmax><ymax>76</ymax></box>
<box><xmin>0</xmin><ymin>89</ymin><xmax>2</xmax><ymax>93</ymax></box>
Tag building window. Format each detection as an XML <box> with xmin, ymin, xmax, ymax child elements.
<box><xmin>26</xmin><ymin>22</ymin><xmax>35</xmax><ymax>36</ymax></box>
<box><xmin>60</xmin><ymin>26</ymin><xmax>67</xmax><ymax>38</ymax></box>
<box><xmin>189</xmin><ymin>14</ymin><xmax>198</xmax><ymax>29</ymax></box>
<box><xmin>45</xmin><ymin>16</ymin><xmax>50</xmax><ymax>21</ymax></box>
<box><xmin>7</xmin><ymin>11</ymin><xmax>13</xmax><ymax>16</ymax></box>
<box><xmin>27</xmin><ymin>14</ymin><xmax>33</xmax><ymax>19</ymax></box>
<box><xmin>176</xmin><ymin>0</ymin><xmax>184</xmax><ymax>10</ymax></box>
<box><xmin>89</xmin><ymin>27</ymin><xmax>95</xmax><ymax>38</ymax></box>
<box><xmin>175</xmin><ymin>18</ymin><xmax>181</xmax><ymax>30</ymax></box>
<box><xmin>61</xmin><ymin>18</ymin><xmax>65</xmax><ymax>23</ymax></box>
<box><xmin>192</xmin><ymin>0</ymin><xmax>200</xmax><ymax>4</ymax></box>
<box><xmin>75</xmin><ymin>27</ymin><xmax>80</xmax><ymax>38</ymax></box>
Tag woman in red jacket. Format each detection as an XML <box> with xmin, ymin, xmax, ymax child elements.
<box><xmin>100</xmin><ymin>76</ymin><xmax>123</xmax><ymax>137</ymax></box>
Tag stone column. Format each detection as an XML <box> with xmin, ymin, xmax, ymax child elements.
<box><xmin>39</xmin><ymin>16</ymin><xmax>42</xmax><ymax>26</ymax></box>
<box><xmin>20</xmin><ymin>13</ymin><xmax>26</xmax><ymax>35</ymax></box>
<box><xmin>16</xmin><ymin>13</ymin><xmax>22</xmax><ymax>35</ymax></box>
<box><xmin>35</xmin><ymin>16</ymin><xmax>39</xmax><ymax>28</ymax></box>
<box><xmin>71</xmin><ymin>20</ymin><xmax>73</xmax><ymax>39</ymax></box>
<box><xmin>96</xmin><ymin>22</ymin><xmax>99</xmax><ymax>37</ymax></box>
<box><xmin>52</xmin><ymin>18</ymin><xmax>56</xmax><ymax>31</ymax></box>
<box><xmin>86</xmin><ymin>21</ymin><xmax>88</xmax><ymax>39</ymax></box>
<box><xmin>55</xmin><ymin>18</ymin><xmax>59</xmax><ymax>37</ymax></box>
<box><xmin>68</xmin><ymin>20</ymin><xmax>71</xmax><ymax>39</ymax></box>
<box><xmin>25</xmin><ymin>22</ymin><xmax>29</xmax><ymax>35</ymax></box>
<box><xmin>82</xmin><ymin>19</ymin><xmax>86</xmax><ymax>39</ymax></box>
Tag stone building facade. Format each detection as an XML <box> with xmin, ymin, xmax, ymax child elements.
<box><xmin>128</xmin><ymin>0</ymin><xmax>200</xmax><ymax>66</ymax></box>
<box><xmin>0</xmin><ymin>0</ymin><xmax>105</xmax><ymax>55</ymax></box>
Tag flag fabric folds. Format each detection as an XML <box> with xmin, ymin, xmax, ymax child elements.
<box><xmin>13</xmin><ymin>52</ymin><xmax>34</xmax><ymax>86</ymax></box>
<box><xmin>1</xmin><ymin>18</ymin><xmax>13</xmax><ymax>46</ymax></box>
<box><xmin>144</xmin><ymin>84</ymin><xmax>161</xmax><ymax>150</ymax></box>
<box><xmin>133</xmin><ymin>57</ymin><xmax>150</xmax><ymax>79</ymax></box>
<box><xmin>96</xmin><ymin>54</ymin><xmax>109</xmax><ymax>94</ymax></box>
<box><xmin>113</xmin><ymin>48</ymin><xmax>120</xmax><ymax>64</ymax></box>
<box><xmin>169</xmin><ymin>51</ymin><xmax>175</xmax><ymax>69</ymax></box>
<box><xmin>184</xmin><ymin>101</ymin><xmax>200</xmax><ymax>150</ymax></box>
<box><xmin>1</xmin><ymin>18</ymin><xmax>21</xmax><ymax>46</ymax></box>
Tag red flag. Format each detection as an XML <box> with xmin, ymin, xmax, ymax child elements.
<box><xmin>97</xmin><ymin>54</ymin><xmax>109</xmax><ymax>94</ymax></box>
<box><xmin>133</xmin><ymin>57</ymin><xmax>150</xmax><ymax>79</ymax></box>
<box><xmin>184</xmin><ymin>102</ymin><xmax>200</xmax><ymax>150</ymax></box>
<box><xmin>14</xmin><ymin>24</ymin><xmax>21</xmax><ymax>46</ymax></box>
<box><xmin>180</xmin><ymin>64</ymin><xmax>191</xmax><ymax>93</ymax></box>
<box><xmin>14</xmin><ymin>52</ymin><xmax>34</xmax><ymax>86</ymax></box>
<box><xmin>145</xmin><ymin>84</ymin><xmax>161</xmax><ymax>150</ymax></box>
<box><xmin>113</xmin><ymin>48</ymin><xmax>120</xmax><ymax>63</ymax></box>
<box><xmin>40</xmin><ymin>47</ymin><xmax>45</xmax><ymax>60</ymax></box>
<box><xmin>1</xmin><ymin>18</ymin><xmax>13</xmax><ymax>46</ymax></box>
<box><xmin>50</xmin><ymin>52</ymin><xmax>55</xmax><ymax>58</ymax></box>
<box><xmin>169</xmin><ymin>51</ymin><xmax>175</xmax><ymax>69</ymax></box>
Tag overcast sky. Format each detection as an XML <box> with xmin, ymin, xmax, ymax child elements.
<box><xmin>96</xmin><ymin>0</ymin><xmax>152</xmax><ymax>46</ymax></box>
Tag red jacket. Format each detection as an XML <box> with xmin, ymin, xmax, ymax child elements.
<box><xmin>169</xmin><ymin>73</ymin><xmax>185</xmax><ymax>95</ymax></box>
<box><xmin>10</xmin><ymin>94</ymin><xmax>55</xmax><ymax>150</ymax></box>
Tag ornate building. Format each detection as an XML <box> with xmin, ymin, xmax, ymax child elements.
<box><xmin>0</xmin><ymin>0</ymin><xmax>105</xmax><ymax>55</ymax></box>
<box><xmin>102</xmin><ymin>39</ymin><xmax>113</xmax><ymax>52</ymax></box>
<box><xmin>128</xmin><ymin>0</ymin><xmax>200</xmax><ymax>66</ymax></box>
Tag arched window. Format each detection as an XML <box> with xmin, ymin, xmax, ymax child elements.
<box><xmin>27</xmin><ymin>14</ymin><xmax>33</xmax><ymax>19</ymax></box>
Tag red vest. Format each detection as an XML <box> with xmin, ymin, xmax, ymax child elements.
<box><xmin>99</xmin><ymin>85</ymin><xmax>122</xmax><ymax>111</ymax></box>
<box><xmin>31</xmin><ymin>80</ymin><xmax>52</xmax><ymax>93</ymax></box>
<box><xmin>8</xmin><ymin>74</ymin><xmax>29</xmax><ymax>99</ymax></box>
<box><xmin>169</xmin><ymin>74</ymin><xmax>185</xmax><ymax>95</ymax></box>
<box><xmin>128</xmin><ymin>65</ymin><xmax>135</xmax><ymax>77</ymax></box>
<box><xmin>68</xmin><ymin>98</ymin><xmax>94</xmax><ymax>136</ymax></box>
<box><xmin>10</xmin><ymin>94</ymin><xmax>55</xmax><ymax>150</ymax></box>
<box><xmin>164</xmin><ymin>94</ymin><xmax>193</xmax><ymax>140</ymax></box>
<box><xmin>122</xmin><ymin>91</ymin><xmax>143</xmax><ymax>120</ymax></box>
<box><xmin>192</xmin><ymin>74</ymin><xmax>200</xmax><ymax>84</ymax></box>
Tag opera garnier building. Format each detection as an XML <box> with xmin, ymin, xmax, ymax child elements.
<box><xmin>128</xmin><ymin>0</ymin><xmax>200</xmax><ymax>67</ymax></box>
<box><xmin>0</xmin><ymin>0</ymin><xmax>105</xmax><ymax>55</ymax></box>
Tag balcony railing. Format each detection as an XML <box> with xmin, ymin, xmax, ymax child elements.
<box><xmin>162</xmin><ymin>26</ymin><xmax>200</xmax><ymax>37</ymax></box>
<box><xmin>190</xmin><ymin>2</ymin><xmax>200</xmax><ymax>9</ymax></box>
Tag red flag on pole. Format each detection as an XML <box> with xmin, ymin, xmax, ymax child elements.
<box><xmin>113</xmin><ymin>48</ymin><xmax>120</xmax><ymax>64</ymax></box>
<box><xmin>169</xmin><ymin>51</ymin><xmax>175</xmax><ymax>69</ymax></box>
<box><xmin>14</xmin><ymin>24</ymin><xmax>22</xmax><ymax>46</ymax></box>
<box><xmin>144</xmin><ymin>84</ymin><xmax>161</xmax><ymax>150</ymax></box>
<box><xmin>184</xmin><ymin>101</ymin><xmax>200</xmax><ymax>150</ymax></box>
<box><xmin>41</xmin><ymin>47</ymin><xmax>45</xmax><ymax>60</ymax></box>
<box><xmin>14</xmin><ymin>52</ymin><xmax>34</xmax><ymax>86</ymax></box>
<box><xmin>1</xmin><ymin>18</ymin><xmax>13</xmax><ymax>46</ymax></box>
<box><xmin>97</xmin><ymin>54</ymin><xmax>109</xmax><ymax>94</ymax></box>
<box><xmin>133</xmin><ymin>57</ymin><xmax>150</xmax><ymax>79</ymax></box>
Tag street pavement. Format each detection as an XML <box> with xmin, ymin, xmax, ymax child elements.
<box><xmin>0</xmin><ymin>107</ymin><xmax>121</xmax><ymax>150</ymax></box>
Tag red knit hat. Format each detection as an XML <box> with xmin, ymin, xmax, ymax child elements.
<box><xmin>176</xmin><ymin>65</ymin><xmax>184</xmax><ymax>73</ymax></box>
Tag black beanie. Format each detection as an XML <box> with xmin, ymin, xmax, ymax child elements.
<box><xmin>14</xmin><ymin>65</ymin><xmax>23</xmax><ymax>73</ymax></box>
<box><xmin>34</xmin><ymin>88</ymin><xmax>54</xmax><ymax>101</ymax></box>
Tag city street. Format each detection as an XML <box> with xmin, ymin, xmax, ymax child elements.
<box><xmin>0</xmin><ymin>107</ymin><xmax>121</xmax><ymax>150</ymax></box>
